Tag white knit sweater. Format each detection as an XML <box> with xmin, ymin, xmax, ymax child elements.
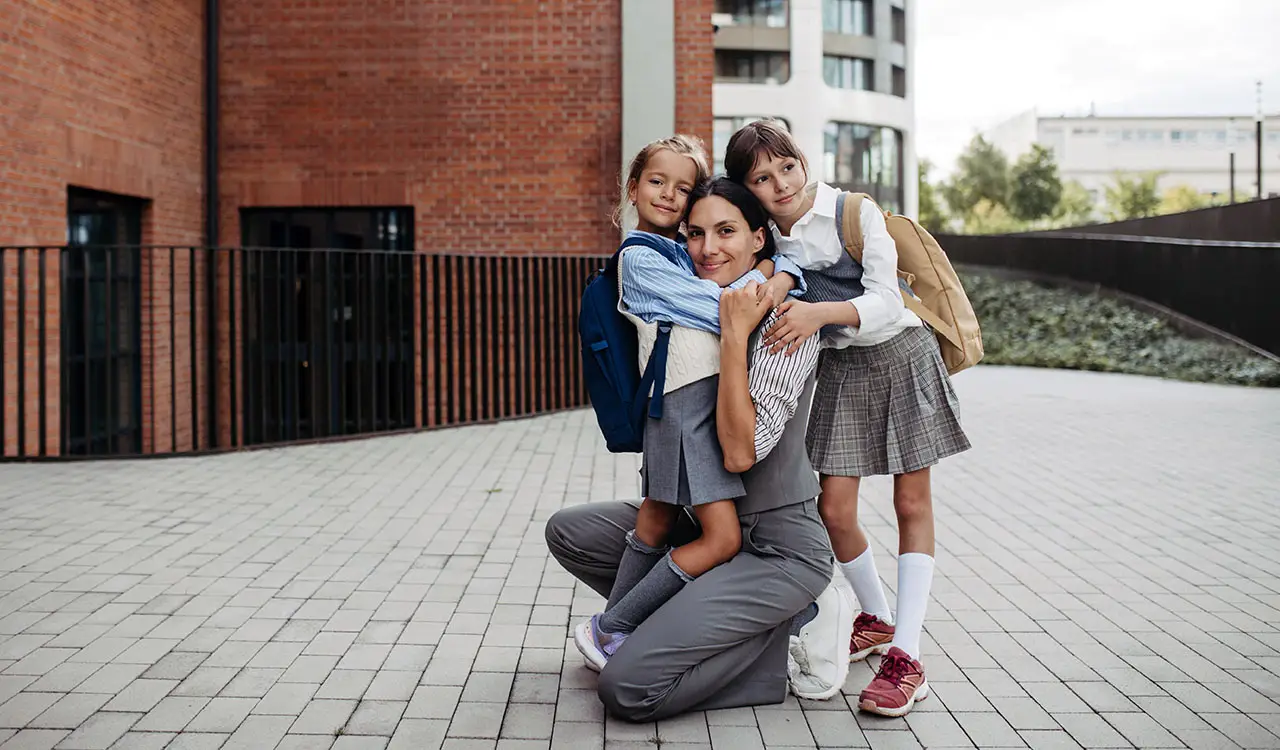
<box><xmin>618</xmin><ymin>280</ymin><xmax>721</xmax><ymax>395</ymax></box>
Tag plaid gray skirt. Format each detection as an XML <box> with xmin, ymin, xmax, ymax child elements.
<box><xmin>641</xmin><ymin>376</ymin><xmax>746</xmax><ymax>506</ymax></box>
<box><xmin>807</xmin><ymin>325</ymin><xmax>971</xmax><ymax>477</ymax></box>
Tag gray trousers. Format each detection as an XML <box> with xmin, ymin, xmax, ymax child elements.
<box><xmin>545</xmin><ymin>499</ymin><xmax>832</xmax><ymax>722</ymax></box>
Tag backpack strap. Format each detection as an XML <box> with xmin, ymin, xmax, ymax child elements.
<box><xmin>634</xmin><ymin>322</ymin><xmax>673</xmax><ymax>421</ymax></box>
<box><xmin>835</xmin><ymin>191</ymin><xmax>868</xmax><ymax>263</ymax></box>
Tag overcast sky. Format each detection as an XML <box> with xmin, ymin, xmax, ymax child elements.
<box><xmin>914</xmin><ymin>0</ymin><xmax>1280</xmax><ymax>174</ymax></box>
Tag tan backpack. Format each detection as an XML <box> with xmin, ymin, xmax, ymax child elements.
<box><xmin>837</xmin><ymin>192</ymin><xmax>984</xmax><ymax>375</ymax></box>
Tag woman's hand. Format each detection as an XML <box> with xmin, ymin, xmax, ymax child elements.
<box><xmin>763</xmin><ymin>299</ymin><xmax>834</xmax><ymax>355</ymax></box>
<box><xmin>721</xmin><ymin>281</ymin><xmax>775</xmax><ymax>343</ymax></box>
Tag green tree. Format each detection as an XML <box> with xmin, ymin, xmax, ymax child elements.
<box><xmin>1103</xmin><ymin>172</ymin><xmax>1162</xmax><ymax>221</ymax></box>
<box><xmin>963</xmin><ymin>199</ymin><xmax>1022</xmax><ymax>235</ymax></box>
<box><xmin>1009</xmin><ymin>144</ymin><xmax>1063</xmax><ymax>222</ymax></box>
<box><xmin>916</xmin><ymin>158</ymin><xmax>948</xmax><ymax>230</ymax></box>
<box><xmin>1050</xmin><ymin>180</ymin><xmax>1096</xmax><ymax>228</ymax></box>
<box><xmin>1159</xmin><ymin>184</ymin><xmax>1210</xmax><ymax>214</ymax></box>
<box><xmin>942</xmin><ymin>135</ymin><xmax>1010</xmax><ymax>219</ymax></box>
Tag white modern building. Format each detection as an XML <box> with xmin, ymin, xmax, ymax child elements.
<box><xmin>986</xmin><ymin>109</ymin><xmax>1280</xmax><ymax>207</ymax></box>
<box><xmin>711</xmin><ymin>0</ymin><xmax>917</xmax><ymax>216</ymax></box>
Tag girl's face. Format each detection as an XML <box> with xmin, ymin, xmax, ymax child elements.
<box><xmin>686</xmin><ymin>195</ymin><xmax>765</xmax><ymax>288</ymax></box>
<box><xmin>743</xmin><ymin>150</ymin><xmax>809</xmax><ymax>223</ymax></box>
<box><xmin>628</xmin><ymin>148</ymin><xmax>698</xmax><ymax>237</ymax></box>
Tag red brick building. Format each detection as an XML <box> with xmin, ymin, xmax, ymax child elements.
<box><xmin>1</xmin><ymin>0</ymin><xmax>713</xmax><ymax>458</ymax></box>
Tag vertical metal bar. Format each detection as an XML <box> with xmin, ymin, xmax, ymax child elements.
<box><xmin>170</xmin><ymin>248</ymin><xmax>176</xmax><ymax>453</ymax></box>
<box><xmin>105</xmin><ymin>247</ymin><xmax>114</xmax><ymax>455</ymax></box>
<box><xmin>189</xmin><ymin>247</ymin><xmax>199</xmax><ymax>451</ymax></box>
<box><xmin>472</xmin><ymin>256</ymin><xmax>481</xmax><ymax>422</ymax></box>
<box><xmin>16</xmin><ymin>250</ymin><xmax>26</xmax><ymax>457</ymax></box>
<box><xmin>322</xmin><ymin>249</ymin><xmax>332</xmax><ymax>438</ymax></box>
<box><xmin>59</xmin><ymin>247</ymin><xmax>68</xmax><ymax>456</ymax></box>
<box><xmin>355</xmin><ymin>250</ymin><xmax>364</xmax><ymax>433</ymax></box>
<box><xmin>521</xmin><ymin>257</ymin><xmax>532</xmax><ymax>415</ymax></box>
<box><xmin>274</xmin><ymin>250</ymin><xmax>284</xmax><ymax>443</ymax></box>
<box><xmin>37</xmin><ymin>249</ymin><xmax>46</xmax><ymax>456</ymax></box>
<box><xmin>444</xmin><ymin>256</ymin><xmax>455</xmax><ymax>425</ymax></box>
<box><xmin>418</xmin><ymin>254</ymin><xmax>427</xmax><ymax>428</ymax></box>
<box><xmin>1</xmin><ymin>249</ymin><xmax>6</xmax><ymax>456</ymax></box>
<box><xmin>432</xmin><ymin>255</ymin><xmax>442</xmax><ymax>426</ymax></box>
<box><xmin>229</xmin><ymin>249</ymin><xmax>237</xmax><ymax>447</ymax></box>
<box><xmin>284</xmin><ymin>249</ymin><xmax>296</xmax><ymax>441</ymax></box>
<box><xmin>338</xmin><ymin>249</ymin><xmax>347</xmax><ymax>435</ymax></box>
<box><xmin>83</xmin><ymin>247</ymin><xmax>91</xmax><ymax>456</ymax></box>
<box><xmin>148</xmin><ymin>250</ymin><xmax>155</xmax><ymax>453</ymax></box>
<box><xmin>258</xmin><ymin>248</ymin><xmax>267</xmax><ymax>444</ymax></box>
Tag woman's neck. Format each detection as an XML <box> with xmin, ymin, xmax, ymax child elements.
<box><xmin>771</xmin><ymin>189</ymin><xmax>816</xmax><ymax>238</ymax></box>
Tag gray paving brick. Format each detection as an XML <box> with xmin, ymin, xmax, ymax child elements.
<box><xmin>27</xmin><ymin>693</ymin><xmax>111</xmax><ymax>730</ymax></box>
<box><xmin>0</xmin><ymin>692</ymin><xmax>62</xmax><ymax>728</ymax></box>
<box><xmin>184</xmin><ymin>696</ymin><xmax>257</xmax><ymax>733</ymax></box>
<box><xmin>448</xmin><ymin>702</ymin><xmax>506</xmax><ymax>739</ymax></box>
<box><xmin>1</xmin><ymin>728</ymin><xmax>70</xmax><ymax>750</ymax></box>
<box><xmin>54</xmin><ymin>711</ymin><xmax>140</xmax><ymax>749</ymax></box>
<box><xmin>499</xmin><ymin>704</ymin><xmax>553</xmax><ymax>740</ymax></box>
<box><xmin>345</xmin><ymin>700</ymin><xmax>407</xmax><ymax>736</ymax></box>
<box><xmin>290</xmin><ymin>698</ymin><xmax>359</xmax><ymax>736</ymax></box>
<box><xmin>1051</xmin><ymin>713</ymin><xmax>1131</xmax><ymax>749</ymax></box>
<box><xmin>132</xmin><ymin>696</ymin><xmax>210</xmax><ymax>733</ymax></box>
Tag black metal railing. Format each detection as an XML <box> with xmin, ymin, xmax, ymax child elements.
<box><xmin>938</xmin><ymin>233</ymin><xmax>1280</xmax><ymax>356</ymax></box>
<box><xmin>1</xmin><ymin>246</ymin><xmax>603</xmax><ymax>460</ymax></box>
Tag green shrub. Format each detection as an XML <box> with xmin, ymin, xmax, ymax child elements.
<box><xmin>962</xmin><ymin>272</ymin><xmax>1280</xmax><ymax>387</ymax></box>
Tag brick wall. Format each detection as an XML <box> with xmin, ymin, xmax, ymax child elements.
<box><xmin>217</xmin><ymin>0</ymin><xmax>625</xmax><ymax>257</ymax></box>
<box><xmin>0</xmin><ymin>0</ymin><xmax>206</xmax><ymax>457</ymax></box>
<box><xmin>675</xmin><ymin>0</ymin><xmax>715</xmax><ymax>156</ymax></box>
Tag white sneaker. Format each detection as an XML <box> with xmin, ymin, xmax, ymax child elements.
<box><xmin>787</xmin><ymin>577</ymin><xmax>855</xmax><ymax>700</ymax></box>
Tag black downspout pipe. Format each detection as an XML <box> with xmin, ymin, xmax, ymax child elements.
<box><xmin>205</xmin><ymin>0</ymin><xmax>219</xmax><ymax>450</ymax></box>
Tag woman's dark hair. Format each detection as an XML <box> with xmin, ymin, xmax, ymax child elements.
<box><xmin>684</xmin><ymin>177</ymin><xmax>777</xmax><ymax>262</ymax></box>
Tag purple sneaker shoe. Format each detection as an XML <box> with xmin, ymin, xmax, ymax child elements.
<box><xmin>574</xmin><ymin>614</ymin><xmax>628</xmax><ymax>672</ymax></box>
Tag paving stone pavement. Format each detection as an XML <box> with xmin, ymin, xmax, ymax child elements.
<box><xmin>0</xmin><ymin>366</ymin><xmax>1278</xmax><ymax>750</ymax></box>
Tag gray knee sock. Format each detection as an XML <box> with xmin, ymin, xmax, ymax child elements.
<box><xmin>597</xmin><ymin>552</ymin><xmax>693</xmax><ymax>635</ymax></box>
<box><xmin>606</xmin><ymin>530</ymin><xmax>668</xmax><ymax>610</ymax></box>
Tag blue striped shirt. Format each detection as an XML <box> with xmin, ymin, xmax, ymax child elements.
<box><xmin>617</xmin><ymin>231</ymin><xmax>806</xmax><ymax>334</ymax></box>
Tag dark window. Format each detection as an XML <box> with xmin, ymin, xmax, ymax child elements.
<box><xmin>822</xmin><ymin>55</ymin><xmax>874</xmax><ymax>91</ymax></box>
<box><xmin>63</xmin><ymin>188</ymin><xmax>144</xmax><ymax>456</ymax></box>
<box><xmin>240</xmin><ymin>208</ymin><xmax>414</xmax><ymax>446</ymax></box>
<box><xmin>715</xmin><ymin>50</ymin><xmax>790</xmax><ymax>84</ymax></box>
<box><xmin>823</xmin><ymin>122</ymin><xmax>904</xmax><ymax>214</ymax></box>
<box><xmin>823</xmin><ymin>0</ymin><xmax>873</xmax><ymax>36</ymax></box>
<box><xmin>892</xmin><ymin>6</ymin><xmax>907</xmax><ymax>44</ymax></box>
<box><xmin>713</xmin><ymin>116</ymin><xmax>792</xmax><ymax>174</ymax></box>
<box><xmin>892</xmin><ymin>65</ymin><xmax>907</xmax><ymax>97</ymax></box>
<box><xmin>713</xmin><ymin>0</ymin><xmax>788</xmax><ymax>28</ymax></box>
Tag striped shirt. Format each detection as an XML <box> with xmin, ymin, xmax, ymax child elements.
<box><xmin>748</xmin><ymin>309</ymin><xmax>821</xmax><ymax>462</ymax></box>
<box><xmin>617</xmin><ymin>231</ymin><xmax>807</xmax><ymax>333</ymax></box>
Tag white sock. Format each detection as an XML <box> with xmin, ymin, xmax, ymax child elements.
<box><xmin>838</xmin><ymin>546</ymin><xmax>893</xmax><ymax>623</ymax></box>
<box><xmin>890</xmin><ymin>552</ymin><xmax>935</xmax><ymax>661</ymax></box>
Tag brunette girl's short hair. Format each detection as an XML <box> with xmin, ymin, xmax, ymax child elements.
<box><xmin>722</xmin><ymin>119</ymin><xmax>808</xmax><ymax>185</ymax></box>
<box><xmin>614</xmin><ymin>134</ymin><xmax>712</xmax><ymax>228</ymax></box>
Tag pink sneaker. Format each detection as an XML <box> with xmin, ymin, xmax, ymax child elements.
<box><xmin>858</xmin><ymin>646</ymin><xmax>929</xmax><ymax>717</ymax></box>
<box><xmin>850</xmin><ymin>612</ymin><xmax>894</xmax><ymax>662</ymax></box>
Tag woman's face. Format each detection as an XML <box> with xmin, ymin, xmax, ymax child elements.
<box><xmin>743</xmin><ymin>151</ymin><xmax>809</xmax><ymax>223</ymax></box>
<box><xmin>686</xmin><ymin>195</ymin><xmax>765</xmax><ymax>287</ymax></box>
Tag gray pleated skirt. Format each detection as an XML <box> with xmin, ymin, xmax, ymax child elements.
<box><xmin>806</xmin><ymin>325</ymin><xmax>971</xmax><ymax>477</ymax></box>
<box><xmin>641</xmin><ymin>376</ymin><xmax>746</xmax><ymax>506</ymax></box>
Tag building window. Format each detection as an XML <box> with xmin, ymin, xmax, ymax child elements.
<box><xmin>713</xmin><ymin>0</ymin><xmax>788</xmax><ymax>28</ymax></box>
<box><xmin>714</xmin><ymin>117</ymin><xmax>791</xmax><ymax>174</ymax></box>
<box><xmin>63</xmin><ymin>188</ymin><xmax>145</xmax><ymax>456</ymax></box>
<box><xmin>715</xmin><ymin>50</ymin><xmax>790</xmax><ymax>84</ymax></box>
<box><xmin>240</xmin><ymin>208</ymin><xmax>415</xmax><ymax>446</ymax></box>
<box><xmin>891</xmin><ymin>6</ymin><xmax>907</xmax><ymax>44</ymax></box>
<box><xmin>823</xmin><ymin>122</ymin><xmax>904</xmax><ymax>214</ymax></box>
<box><xmin>822</xmin><ymin>55</ymin><xmax>873</xmax><ymax>91</ymax></box>
<box><xmin>891</xmin><ymin>65</ymin><xmax>906</xmax><ymax>97</ymax></box>
<box><xmin>823</xmin><ymin>0</ymin><xmax>872</xmax><ymax>36</ymax></box>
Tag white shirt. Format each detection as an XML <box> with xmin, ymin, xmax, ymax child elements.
<box><xmin>770</xmin><ymin>182</ymin><xmax>922</xmax><ymax>349</ymax></box>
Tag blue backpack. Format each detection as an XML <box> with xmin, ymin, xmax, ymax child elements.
<box><xmin>579</xmin><ymin>233</ymin><xmax>686</xmax><ymax>453</ymax></box>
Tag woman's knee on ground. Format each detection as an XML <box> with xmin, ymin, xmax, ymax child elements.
<box><xmin>597</xmin><ymin>660</ymin><xmax>666</xmax><ymax>722</ymax></box>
